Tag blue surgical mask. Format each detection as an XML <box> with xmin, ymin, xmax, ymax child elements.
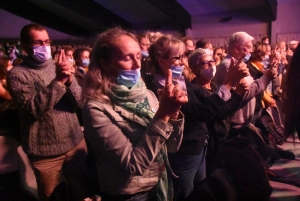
<box><xmin>170</xmin><ymin>65</ymin><xmax>184</xmax><ymax>78</ymax></box>
<box><xmin>82</xmin><ymin>58</ymin><xmax>90</xmax><ymax>67</ymax></box>
<box><xmin>117</xmin><ymin>69</ymin><xmax>141</xmax><ymax>87</ymax></box>
<box><xmin>141</xmin><ymin>51</ymin><xmax>149</xmax><ymax>58</ymax></box>
<box><xmin>32</xmin><ymin>45</ymin><xmax>51</xmax><ymax>62</ymax></box>
<box><xmin>243</xmin><ymin>53</ymin><xmax>251</xmax><ymax>62</ymax></box>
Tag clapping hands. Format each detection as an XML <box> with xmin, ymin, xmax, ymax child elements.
<box><xmin>55</xmin><ymin>49</ymin><xmax>75</xmax><ymax>85</ymax></box>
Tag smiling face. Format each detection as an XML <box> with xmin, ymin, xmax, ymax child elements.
<box><xmin>108</xmin><ymin>35</ymin><xmax>142</xmax><ymax>78</ymax></box>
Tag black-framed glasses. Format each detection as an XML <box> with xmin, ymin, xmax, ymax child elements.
<box><xmin>31</xmin><ymin>39</ymin><xmax>52</xmax><ymax>46</ymax></box>
<box><xmin>172</xmin><ymin>55</ymin><xmax>184</xmax><ymax>60</ymax></box>
<box><xmin>200</xmin><ymin>60</ymin><xmax>216</xmax><ymax>66</ymax></box>
<box><xmin>216</xmin><ymin>53</ymin><xmax>222</xmax><ymax>56</ymax></box>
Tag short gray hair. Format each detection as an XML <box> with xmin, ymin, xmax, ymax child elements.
<box><xmin>228</xmin><ymin>32</ymin><xmax>254</xmax><ymax>52</ymax></box>
<box><xmin>188</xmin><ymin>48</ymin><xmax>210</xmax><ymax>71</ymax></box>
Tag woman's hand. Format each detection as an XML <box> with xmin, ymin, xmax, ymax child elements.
<box><xmin>263</xmin><ymin>60</ymin><xmax>278</xmax><ymax>80</ymax></box>
<box><xmin>155</xmin><ymin>70</ymin><xmax>188</xmax><ymax>122</ymax></box>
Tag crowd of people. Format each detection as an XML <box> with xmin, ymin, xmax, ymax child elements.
<box><xmin>0</xmin><ymin>23</ymin><xmax>300</xmax><ymax>201</ymax></box>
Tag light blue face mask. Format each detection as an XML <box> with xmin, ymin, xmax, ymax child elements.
<box><xmin>243</xmin><ymin>53</ymin><xmax>251</xmax><ymax>62</ymax></box>
<box><xmin>170</xmin><ymin>65</ymin><xmax>184</xmax><ymax>78</ymax></box>
<box><xmin>82</xmin><ymin>58</ymin><xmax>90</xmax><ymax>67</ymax></box>
<box><xmin>117</xmin><ymin>69</ymin><xmax>141</xmax><ymax>87</ymax></box>
<box><xmin>141</xmin><ymin>51</ymin><xmax>149</xmax><ymax>58</ymax></box>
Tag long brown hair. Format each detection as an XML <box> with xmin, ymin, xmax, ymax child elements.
<box><xmin>82</xmin><ymin>27</ymin><xmax>138</xmax><ymax>102</ymax></box>
<box><xmin>282</xmin><ymin>44</ymin><xmax>300</xmax><ymax>139</ymax></box>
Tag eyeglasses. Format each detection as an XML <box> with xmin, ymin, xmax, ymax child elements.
<box><xmin>31</xmin><ymin>39</ymin><xmax>52</xmax><ymax>46</ymax></box>
<box><xmin>240</xmin><ymin>44</ymin><xmax>253</xmax><ymax>51</ymax></box>
<box><xmin>200</xmin><ymin>60</ymin><xmax>216</xmax><ymax>66</ymax></box>
<box><xmin>216</xmin><ymin>53</ymin><xmax>222</xmax><ymax>56</ymax></box>
<box><xmin>171</xmin><ymin>55</ymin><xmax>184</xmax><ymax>60</ymax></box>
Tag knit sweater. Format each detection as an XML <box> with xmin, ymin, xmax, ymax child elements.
<box><xmin>7</xmin><ymin>57</ymin><xmax>84</xmax><ymax>157</ymax></box>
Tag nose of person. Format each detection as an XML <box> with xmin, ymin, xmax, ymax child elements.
<box><xmin>132</xmin><ymin>56</ymin><xmax>141</xmax><ymax>70</ymax></box>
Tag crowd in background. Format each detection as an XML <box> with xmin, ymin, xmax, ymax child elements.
<box><xmin>0</xmin><ymin>23</ymin><xmax>300</xmax><ymax>201</ymax></box>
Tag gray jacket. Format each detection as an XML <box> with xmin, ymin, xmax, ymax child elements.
<box><xmin>83</xmin><ymin>89</ymin><xmax>184</xmax><ymax>195</ymax></box>
<box><xmin>214</xmin><ymin>55</ymin><xmax>271</xmax><ymax>128</ymax></box>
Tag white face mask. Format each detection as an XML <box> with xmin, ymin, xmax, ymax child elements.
<box><xmin>67</xmin><ymin>58</ymin><xmax>74</xmax><ymax>64</ymax></box>
<box><xmin>32</xmin><ymin>46</ymin><xmax>51</xmax><ymax>62</ymax></box>
<box><xmin>200</xmin><ymin>65</ymin><xmax>216</xmax><ymax>81</ymax></box>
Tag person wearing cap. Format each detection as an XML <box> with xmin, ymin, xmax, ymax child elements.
<box><xmin>289</xmin><ymin>40</ymin><xmax>299</xmax><ymax>53</ymax></box>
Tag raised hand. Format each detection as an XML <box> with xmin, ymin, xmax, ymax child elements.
<box><xmin>223</xmin><ymin>55</ymin><xmax>249</xmax><ymax>88</ymax></box>
<box><xmin>263</xmin><ymin>60</ymin><xmax>278</xmax><ymax>80</ymax></box>
<box><xmin>156</xmin><ymin>69</ymin><xmax>188</xmax><ymax>122</ymax></box>
<box><xmin>55</xmin><ymin>49</ymin><xmax>75</xmax><ymax>85</ymax></box>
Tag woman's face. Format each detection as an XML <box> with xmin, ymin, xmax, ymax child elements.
<box><xmin>194</xmin><ymin>55</ymin><xmax>216</xmax><ymax>80</ymax></box>
<box><xmin>109</xmin><ymin>35</ymin><xmax>141</xmax><ymax>77</ymax></box>
<box><xmin>199</xmin><ymin>55</ymin><xmax>213</xmax><ymax>69</ymax></box>
<box><xmin>158</xmin><ymin>46</ymin><xmax>185</xmax><ymax>74</ymax></box>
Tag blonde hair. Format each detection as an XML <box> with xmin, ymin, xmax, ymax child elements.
<box><xmin>82</xmin><ymin>27</ymin><xmax>138</xmax><ymax>102</ymax></box>
<box><xmin>148</xmin><ymin>34</ymin><xmax>185</xmax><ymax>74</ymax></box>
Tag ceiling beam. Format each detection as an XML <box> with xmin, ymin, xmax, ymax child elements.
<box><xmin>148</xmin><ymin>0</ymin><xmax>191</xmax><ymax>29</ymax></box>
<box><xmin>0</xmin><ymin>0</ymin><xmax>90</xmax><ymax>37</ymax></box>
<box><xmin>265</xmin><ymin>0</ymin><xmax>277</xmax><ymax>21</ymax></box>
<box><xmin>53</xmin><ymin>0</ymin><xmax>132</xmax><ymax>30</ymax></box>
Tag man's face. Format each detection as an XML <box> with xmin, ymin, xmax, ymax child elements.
<box><xmin>65</xmin><ymin>50</ymin><xmax>74</xmax><ymax>60</ymax></box>
<box><xmin>185</xmin><ymin>40</ymin><xmax>195</xmax><ymax>51</ymax></box>
<box><xmin>238</xmin><ymin>40</ymin><xmax>253</xmax><ymax>57</ymax></box>
<box><xmin>23</xmin><ymin>29</ymin><xmax>50</xmax><ymax>55</ymax></box>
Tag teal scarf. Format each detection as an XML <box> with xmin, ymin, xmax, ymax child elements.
<box><xmin>110</xmin><ymin>80</ymin><xmax>154</xmax><ymax>125</ymax></box>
